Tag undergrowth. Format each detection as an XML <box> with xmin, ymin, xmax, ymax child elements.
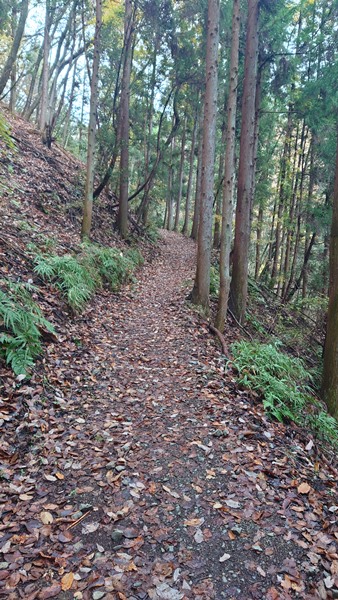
<box><xmin>0</xmin><ymin>112</ymin><xmax>15</xmax><ymax>150</ymax></box>
<box><xmin>231</xmin><ymin>341</ymin><xmax>338</xmax><ymax>446</ymax></box>
<box><xmin>0</xmin><ymin>281</ymin><xmax>55</xmax><ymax>376</ymax></box>
<box><xmin>33</xmin><ymin>243</ymin><xmax>143</xmax><ymax>312</ymax></box>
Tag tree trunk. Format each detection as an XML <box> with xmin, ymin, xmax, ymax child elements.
<box><xmin>166</xmin><ymin>138</ymin><xmax>175</xmax><ymax>230</ymax></box>
<box><xmin>138</xmin><ymin>36</ymin><xmax>159</xmax><ymax>226</ymax></box>
<box><xmin>9</xmin><ymin>7</ymin><xmax>18</xmax><ymax>112</ymax></box>
<box><xmin>182</xmin><ymin>111</ymin><xmax>198</xmax><ymax>235</ymax></box>
<box><xmin>0</xmin><ymin>0</ymin><xmax>28</xmax><ymax>98</ymax></box>
<box><xmin>191</xmin><ymin>0</ymin><xmax>220</xmax><ymax>313</ymax></box>
<box><xmin>81</xmin><ymin>0</ymin><xmax>102</xmax><ymax>239</ymax></box>
<box><xmin>174</xmin><ymin>116</ymin><xmax>187</xmax><ymax>231</ymax></box>
<box><xmin>39</xmin><ymin>0</ymin><xmax>52</xmax><ymax>143</ymax></box>
<box><xmin>118</xmin><ymin>0</ymin><xmax>134</xmax><ymax>238</ymax></box>
<box><xmin>271</xmin><ymin>106</ymin><xmax>293</xmax><ymax>287</ymax></box>
<box><xmin>255</xmin><ymin>203</ymin><xmax>263</xmax><ymax>279</ymax></box>
<box><xmin>213</xmin><ymin>94</ymin><xmax>228</xmax><ymax>248</ymax></box>
<box><xmin>191</xmin><ymin>109</ymin><xmax>203</xmax><ymax>241</ymax></box>
<box><xmin>229</xmin><ymin>0</ymin><xmax>259</xmax><ymax>323</ymax></box>
<box><xmin>215</xmin><ymin>0</ymin><xmax>240</xmax><ymax>332</ymax></box>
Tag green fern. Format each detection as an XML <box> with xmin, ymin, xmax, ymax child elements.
<box><xmin>230</xmin><ymin>341</ymin><xmax>338</xmax><ymax>446</ymax></box>
<box><xmin>0</xmin><ymin>281</ymin><xmax>55</xmax><ymax>376</ymax></box>
<box><xmin>33</xmin><ymin>243</ymin><xmax>143</xmax><ymax>312</ymax></box>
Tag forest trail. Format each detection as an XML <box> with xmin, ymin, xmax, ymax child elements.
<box><xmin>1</xmin><ymin>232</ymin><xmax>337</xmax><ymax>600</ymax></box>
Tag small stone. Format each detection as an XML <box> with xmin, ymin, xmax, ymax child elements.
<box><xmin>73</xmin><ymin>542</ymin><xmax>84</xmax><ymax>552</ymax></box>
<box><xmin>79</xmin><ymin>503</ymin><xmax>92</xmax><ymax>511</ymax></box>
<box><xmin>111</xmin><ymin>530</ymin><xmax>124</xmax><ymax>543</ymax></box>
<box><xmin>115</xmin><ymin>465</ymin><xmax>126</xmax><ymax>472</ymax></box>
<box><xmin>92</xmin><ymin>592</ymin><xmax>105</xmax><ymax>600</ymax></box>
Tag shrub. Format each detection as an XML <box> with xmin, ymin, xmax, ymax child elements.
<box><xmin>0</xmin><ymin>112</ymin><xmax>15</xmax><ymax>150</ymax></box>
<box><xmin>0</xmin><ymin>281</ymin><xmax>55</xmax><ymax>376</ymax></box>
<box><xmin>33</xmin><ymin>243</ymin><xmax>143</xmax><ymax>312</ymax></box>
<box><xmin>230</xmin><ymin>340</ymin><xmax>338</xmax><ymax>446</ymax></box>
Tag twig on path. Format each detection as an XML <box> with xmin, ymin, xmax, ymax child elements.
<box><xmin>66</xmin><ymin>510</ymin><xmax>92</xmax><ymax>530</ymax></box>
<box><xmin>208</xmin><ymin>324</ymin><xmax>229</xmax><ymax>358</ymax></box>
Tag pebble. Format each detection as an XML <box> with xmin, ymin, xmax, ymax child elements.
<box><xmin>111</xmin><ymin>529</ymin><xmax>124</xmax><ymax>542</ymax></box>
<box><xmin>92</xmin><ymin>592</ymin><xmax>105</xmax><ymax>600</ymax></box>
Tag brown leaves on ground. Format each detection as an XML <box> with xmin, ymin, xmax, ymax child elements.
<box><xmin>0</xmin><ymin>232</ymin><xmax>337</xmax><ymax>599</ymax></box>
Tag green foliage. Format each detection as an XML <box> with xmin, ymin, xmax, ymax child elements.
<box><xmin>145</xmin><ymin>223</ymin><xmax>160</xmax><ymax>243</ymax></box>
<box><xmin>0</xmin><ymin>281</ymin><xmax>55</xmax><ymax>376</ymax></box>
<box><xmin>0</xmin><ymin>112</ymin><xmax>15</xmax><ymax>150</ymax></box>
<box><xmin>33</xmin><ymin>243</ymin><xmax>143</xmax><ymax>312</ymax></box>
<box><xmin>231</xmin><ymin>341</ymin><xmax>338</xmax><ymax>446</ymax></box>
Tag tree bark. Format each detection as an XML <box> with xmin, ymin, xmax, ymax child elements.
<box><xmin>191</xmin><ymin>108</ymin><xmax>203</xmax><ymax>241</ymax></box>
<box><xmin>118</xmin><ymin>0</ymin><xmax>135</xmax><ymax>238</ymax></box>
<box><xmin>39</xmin><ymin>0</ymin><xmax>52</xmax><ymax>142</ymax></box>
<box><xmin>174</xmin><ymin>115</ymin><xmax>187</xmax><ymax>231</ymax></box>
<box><xmin>81</xmin><ymin>0</ymin><xmax>102</xmax><ymax>239</ymax></box>
<box><xmin>191</xmin><ymin>0</ymin><xmax>220</xmax><ymax>313</ymax></box>
<box><xmin>215</xmin><ymin>0</ymin><xmax>240</xmax><ymax>332</ymax></box>
<box><xmin>182</xmin><ymin>111</ymin><xmax>198</xmax><ymax>235</ymax></box>
<box><xmin>0</xmin><ymin>0</ymin><xmax>28</xmax><ymax>98</ymax></box>
<box><xmin>229</xmin><ymin>0</ymin><xmax>259</xmax><ymax>323</ymax></box>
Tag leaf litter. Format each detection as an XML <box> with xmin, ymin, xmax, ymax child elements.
<box><xmin>0</xmin><ymin>231</ymin><xmax>337</xmax><ymax>599</ymax></box>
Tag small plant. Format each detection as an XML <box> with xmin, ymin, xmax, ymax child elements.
<box><xmin>0</xmin><ymin>281</ymin><xmax>55</xmax><ymax>376</ymax></box>
<box><xmin>145</xmin><ymin>223</ymin><xmax>160</xmax><ymax>243</ymax></box>
<box><xmin>230</xmin><ymin>341</ymin><xmax>338</xmax><ymax>446</ymax></box>
<box><xmin>33</xmin><ymin>243</ymin><xmax>143</xmax><ymax>312</ymax></box>
<box><xmin>0</xmin><ymin>113</ymin><xmax>15</xmax><ymax>150</ymax></box>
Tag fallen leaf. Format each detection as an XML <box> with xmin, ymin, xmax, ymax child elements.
<box><xmin>183</xmin><ymin>517</ymin><xmax>204</xmax><ymax>527</ymax></box>
<box><xmin>38</xmin><ymin>584</ymin><xmax>62</xmax><ymax>599</ymax></box>
<box><xmin>194</xmin><ymin>528</ymin><xmax>204</xmax><ymax>543</ymax></box>
<box><xmin>19</xmin><ymin>494</ymin><xmax>33</xmax><ymax>501</ymax></box>
<box><xmin>40</xmin><ymin>511</ymin><xmax>54</xmax><ymax>525</ymax></box>
<box><xmin>297</xmin><ymin>482</ymin><xmax>311</xmax><ymax>494</ymax></box>
<box><xmin>61</xmin><ymin>572</ymin><xmax>74</xmax><ymax>591</ymax></box>
<box><xmin>163</xmin><ymin>485</ymin><xmax>180</xmax><ymax>499</ymax></box>
<box><xmin>82</xmin><ymin>522</ymin><xmax>100</xmax><ymax>534</ymax></box>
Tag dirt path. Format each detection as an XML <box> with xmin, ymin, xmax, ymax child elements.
<box><xmin>1</xmin><ymin>232</ymin><xmax>337</xmax><ymax>600</ymax></box>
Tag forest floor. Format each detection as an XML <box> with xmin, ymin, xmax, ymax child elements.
<box><xmin>1</xmin><ymin>230</ymin><xmax>337</xmax><ymax>600</ymax></box>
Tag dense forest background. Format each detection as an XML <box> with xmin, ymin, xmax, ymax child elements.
<box><xmin>1</xmin><ymin>0</ymin><xmax>338</xmax><ymax>421</ymax></box>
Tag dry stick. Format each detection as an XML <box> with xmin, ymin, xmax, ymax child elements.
<box><xmin>208</xmin><ymin>324</ymin><xmax>229</xmax><ymax>357</ymax></box>
<box><xmin>66</xmin><ymin>510</ymin><xmax>92</xmax><ymax>530</ymax></box>
<box><xmin>227</xmin><ymin>308</ymin><xmax>253</xmax><ymax>340</ymax></box>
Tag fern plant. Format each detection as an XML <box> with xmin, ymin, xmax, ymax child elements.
<box><xmin>34</xmin><ymin>253</ymin><xmax>100</xmax><ymax>311</ymax></box>
<box><xmin>231</xmin><ymin>341</ymin><xmax>338</xmax><ymax>446</ymax></box>
<box><xmin>33</xmin><ymin>243</ymin><xmax>143</xmax><ymax>312</ymax></box>
<box><xmin>0</xmin><ymin>281</ymin><xmax>55</xmax><ymax>376</ymax></box>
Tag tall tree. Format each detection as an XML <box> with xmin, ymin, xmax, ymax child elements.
<box><xmin>191</xmin><ymin>0</ymin><xmax>220</xmax><ymax>313</ymax></box>
<box><xmin>215</xmin><ymin>0</ymin><xmax>240</xmax><ymax>332</ymax></box>
<box><xmin>81</xmin><ymin>0</ymin><xmax>102</xmax><ymax>239</ymax></box>
<box><xmin>321</xmin><ymin>126</ymin><xmax>338</xmax><ymax>421</ymax></box>
<box><xmin>117</xmin><ymin>0</ymin><xmax>135</xmax><ymax>238</ymax></box>
<box><xmin>229</xmin><ymin>0</ymin><xmax>259</xmax><ymax>323</ymax></box>
<box><xmin>0</xmin><ymin>0</ymin><xmax>28</xmax><ymax>98</ymax></box>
